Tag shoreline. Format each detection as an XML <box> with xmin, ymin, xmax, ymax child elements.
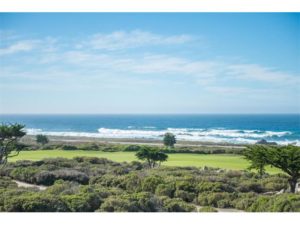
<box><xmin>22</xmin><ymin>134</ymin><xmax>246</xmax><ymax>149</ymax></box>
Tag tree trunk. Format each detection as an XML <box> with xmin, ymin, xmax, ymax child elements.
<box><xmin>288</xmin><ymin>177</ymin><xmax>298</xmax><ymax>193</ymax></box>
<box><xmin>147</xmin><ymin>159</ymin><xmax>151</xmax><ymax>168</ymax></box>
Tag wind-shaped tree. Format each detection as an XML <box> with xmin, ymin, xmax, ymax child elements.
<box><xmin>0</xmin><ymin>123</ymin><xmax>26</xmax><ymax>165</ymax></box>
<box><xmin>244</xmin><ymin>145</ymin><xmax>300</xmax><ymax>193</ymax></box>
<box><xmin>135</xmin><ymin>146</ymin><xmax>168</xmax><ymax>168</ymax></box>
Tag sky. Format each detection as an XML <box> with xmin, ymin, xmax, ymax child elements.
<box><xmin>0</xmin><ymin>13</ymin><xmax>299</xmax><ymax>114</ymax></box>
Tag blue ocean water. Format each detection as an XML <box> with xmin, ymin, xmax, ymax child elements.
<box><xmin>0</xmin><ymin>114</ymin><xmax>299</xmax><ymax>145</ymax></box>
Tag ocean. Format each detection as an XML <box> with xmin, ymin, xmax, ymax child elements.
<box><xmin>0</xmin><ymin>114</ymin><xmax>299</xmax><ymax>145</ymax></box>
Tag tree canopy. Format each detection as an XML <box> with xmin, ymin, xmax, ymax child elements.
<box><xmin>244</xmin><ymin>145</ymin><xmax>300</xmax><ymax>193</ymax></box>
<box><xmin>0</xmin><ymin>123</ymin><xmax>26</xmax><ymax>165</ymax></box>
<box><xmin>36</xmin><ymin>134</ymin><xmax>49</xmax><ymax>146</ymax></box>
<box><xmin>135</xmin><ymin>146</ymin><xmax>168</xmax><ymax>168</ymax></box>
<box><xmin>163</xmin><ymin>133</ymin><xmax>176</xmax><ymax>148</ymax></box>
<box><xmin>243</xmin><ymin>145</ymin><xmax>268</xmax><ymax>177</ymax></box>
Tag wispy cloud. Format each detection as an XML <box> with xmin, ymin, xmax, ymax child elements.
<box><xmin>78</xmin><ymin>30</ymin><xmax>194</xmax><ymax>50</ymax></box>
<box><xmin>0</xmin><ymin>37</ymin><xmax>58</xmax><ymax>56</ymax></box>
<box><xmin>44</xmin><ymin>50</ymin><xmax>298</xmax><ymax>87</ymax></box>
<box><xmin>0</xmin><ymin>40</ymin><xmax>38</xmax><ymax>56</ymax></box>
<box><xmin>226</xmin><ymin>64</ymin><xmax>299</xmax><ymax>85</ymax></box>
<box><xmin>1</xmin><ymin>30</ymin><xmax>299</xmax><ymax>92</ymax></box>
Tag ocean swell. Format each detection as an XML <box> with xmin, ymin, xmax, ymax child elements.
<box><xmin>25</xmin><ymin>127</ymin><xmax>298</xmax><ymax>146</ymax></box>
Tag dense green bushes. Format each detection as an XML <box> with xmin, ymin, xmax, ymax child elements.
<box><xmin>97</xmin><ymin>192</ymin><xmax>162</xmax><ymax>212</ymax></box>
<box><xmin>155</xmin><ymin>183</ymin><xmax>175</xmax><ymax>198</ymax></box>
<box><xmin>141</xmin><ymin>175</ymin><xmax>164</xmax><ymax>193</ymax></box>
<box><xmin>197</xmin><ymin>192</ymin><xmax>236</xmax><ymax>208</ymax></box>
<box><xmin>160</xmin><ymin>197</ymin><xmax>196</xmax><ymax>212</ymax></box>
<box><xmin>22</xmin><ymin>141</ymin><xmax>244</xmax><ymax>155</ymax></box>
<box><xmin>0</xmin><ymin>156</ymin><xmax>299</xmax><ymax>212</ymax></box>
<box><xmin>248</xmin><ymin>194</ymin><xmax>300</xmax><ymax>212</ymax></box>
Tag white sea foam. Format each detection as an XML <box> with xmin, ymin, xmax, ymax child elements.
<box><xmin>25</xmin><ymin>127</ymin><xmax>297</xmax><ymax>145</ymax></box>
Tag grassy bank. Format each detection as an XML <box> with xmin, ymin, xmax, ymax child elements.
<box><xmin>9</xmin><ymin>150</ymin><xmax>279</xmax><ymax>173</ymax></box>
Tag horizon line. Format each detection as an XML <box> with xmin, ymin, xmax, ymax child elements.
<box><xmin>1</xmin><ymin>113</ymin><xmax>300</xmax><ymax>116</ymax></box>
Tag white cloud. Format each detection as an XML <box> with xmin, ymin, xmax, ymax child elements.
<box><xmin>0</xmin><ymin>37</ymin><xmax>58</xmax><ymax>56</ymax></box>
<box><xmin>0</xmin><ymin>40</ymin><xmax>38</xmax><ymax>56</ymax></box>
<box><xmin>1</xmin><ymin>30</ymin><xmax>298</xmax><ymax>91</ymax></box>
<box><xmin>80</xmin><ymin>30</ymin><xmax>193</xmax><ymax>50</ymax></box>
<box><xmin>28</xmin><ymin>48</ymin><xmax>299</xmax><ymax>90</ymax></box>
<box><xmin>226</xmin><ymin>64</ymin><xmax>300</xmax><ymax>85</ymax></box>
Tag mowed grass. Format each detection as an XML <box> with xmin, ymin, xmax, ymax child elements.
<box><xmin>9</xmin><ymin>150</ymin><xmax>279</xmax><ymax>173</ymax></box>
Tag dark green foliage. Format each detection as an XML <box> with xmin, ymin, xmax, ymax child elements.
<box><xmin>141</xmin><ymin>175</ymin><xmax>164</xmax><ymax>193</ymax></box>
<box><xmin>244</xmin><ymin>145</ymin><xmax>300</xmax><ymax>193</ymax></box>
<box><xmin>78</xmin><ymin>143</ymin><xmax>99</xmax><ymax>151</ymax></box>
<box><xmin>99</xmin><ymin>196</ymin><xmax>137</xmax><ymax>212</ymax></box>
<box><xmin>261</xmin><ymin>176</ymin><xmax>288</xmax><ymax>192</ymax></box>
<box><xmin>197</xmin><ymin>192</ymin><xmax>236</xmax><ymax>208</ymax></box>
<box><xmin>176</xmin><ymin>180</ymin><xmax>195</xmax><ymax>193</ymax></box>
<box><xmin>1</xmin><ymin>156</ymin><xmax>299</xmax><ymax>212</ymax></box>
<box><xmin>36</xmin><ymin>135</ymin><xmax>49</xmax><ymax>146</ymax></box>
<box><xmin>0</xmin><ymin>123</ymin><xmax>26</xmax><ymax>165</ymax></box>
<box><xmin>61</xmin><ymin>145</ymin><xmax>78</xmax><ymax>150</ymax></box>
<box><xmin>2</xmin><ymin>193</ymin><xmax>69</xmax><ymax>212</ymax></box>
<box><xmin>237</xmin><ymin>180</ymin><xmax>264</xmax><ymax>193</ymax></box>
<box><xmin>174</xmin><ymin>190</ymin><xmax>196</xmax><ymax>202</ymax></box>
<box><xmin>10</xmin><ymin>167</ymin><xmax>39</xmax><ymax>183</ymax></box>
<box><xmin>0</xmin><ymin>176</ymin><xmax>17</xmax><ymax>188</ymax></box>
<box><xmin>135</xmin><ymin>146</ymin><xmax>168</xmax><ymax>168</ymax></box>
<box><xmin>123</xmin><ymin>145</ymin><xmax>142</xmax><ymax>152</ymax></box>
<box><xmin>233</xmin><ymin>193</ymin><xmax>258</xmax><ymax>210</ymax></box>
<box><xmin>155</xmin><ymin>183</ymin><xmax>176</xmax><ymax>198</ymax></box>
<box><xmin>248</xmin><ymin>194</ymin><xmax>300</xmax><ymax>212</ymax></box>
<box><xmin>51</xmin><ymin>169</ymin><xmax>89</xmax><ymax>184</ymax></box>
<box><xmin>62</xmin><ymin>193</ymin><xmax>101</xmax><ymax>212</ymax></box>
<box><xmin>98</xmin><ymin>192</ymin><xmax>161</xmax><ymax>212</ymax></box>
<box><xmin>197</xmin><ymin>181</ymin><xmax>233</xmax><ymax>193</ymax></box>
<box><xmin>244</xmin><ymin>145</ymin><xmax>268</xmax><ymax>177</ymax></box>
<box><xmin>35</xmin><ymin>171</ymin><xmax>56</xmax><ymax>185</ymax></box>
<box><xmin>121</xmin><ymin>173</ymin><xmax>142</xmax><ymax>192</ymax></box>
<box><xmin>161</xmin><ymin>197</ymin><xmax>196</xmax><ymax>212</ymax></box>
<box><xmin>163</xmin><ymin>132</ymin><xmax>176</xmax><ymax>148</ymax></box>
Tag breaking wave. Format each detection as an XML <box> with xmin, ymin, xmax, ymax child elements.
<box><xmin>25</xmin><ymin>127</ymin><xmax>298</xmax><ymax>146</ymax></box>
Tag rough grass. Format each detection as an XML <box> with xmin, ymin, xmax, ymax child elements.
<box><xmin>9</xmin><ymin>150</ymin><xmax>280</xmax><ymax>173</ymax></box>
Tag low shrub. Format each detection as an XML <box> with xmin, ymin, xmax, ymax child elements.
<box><xmin>197</xmin><ymin>192</ymin><xmax>236</xmax><ymax>208</ymax></box>
<box><xmin>176</xmin><ymin>180</ymin><xmax>195</xmax><ymax>193</ymax></box>
<box><xmin>61</xmin><ymin>145</ymin><xmax>78</xmax><ymax>150</ymax></box>
<box><xmin>141</xmin><ymin>175</ymin><xmax>164</xmax><ymax>193</ymax></box>
<box><xmin>98</xmin><ymin>196</ymin><xmax>136</xmax><ymax>212</ymax></box>
<box><xmin>62</xmin><ymin>193</ymin><xmax>102</xmax><ymax>212</ymax></box>
<box><xmin>196</xmin><ymin>181</ymin><xmax>234</xmax><ymax>193</ymax></box>
<box><xmin>2</xmin><ymin>193</ymin><xmax>69</xmax><ymax>212</ymax></box>
<box><xmin>35</xmin><ymin>171</ymin><xmax>56</xmax><ymax>185</ymax></box>
<box><xmin>10</xmin><ymin>167</ymin><xmax>38</xmax><ymax>183</ymax></box>
<box><xmin>54</xmin><ymin>169</ymin><xmax>89</xmax><ymax>184</ymax></box>
<box><xmin>123</xmin><ymin>145</ymin><xmax>142</xmax><ymax>152</ymax></box>
<box><xmin>161</xmin><ymin>198</ymin><xmax>196</xmax><ymax>212</ymax></box>
<box><xmin>248</xmin><ymin>194</ymin><xmax>300</xmax><ymax>212</ymax></box>
<box><xmin>35</xmin><ymin>169</ymin><xmax>89</xmax><ymax>185</ymax></box>
<box><xmin>78</xmin><ymin>143</ymin><xmax>99</xmax><ymax>151</ymax></box>
<box><xmin>174</xmin><ymin>190</ymin><xmax>196</xmax><ymax>202</ymax></box>
<box><xmin>237</xmin><ymin>180</ymin><xmax>264</xmax><ymax>193</ymax></box>
<box><xmin>155</xmin><ymin>183</ymin><xmax>176</xmax><ymax>198</ymax></box>
<box><xmin>0</xmin><ymin>176</ymin><xmax>17</xmax><ymax>188</ymax></box>
<box><xmin>233</xmin><ymin>193</ymin><xmax>258</xmax><ymax>210</ymax></box>
<box><xmin>198</xmin><ymin>206</ymin><xmax>218</xmax><ymax>212</ymax></box>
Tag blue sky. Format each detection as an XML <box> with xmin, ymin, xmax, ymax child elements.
<box><xmin>0</xmin><ymin>13</ymin><xmax>299</xmax><ymax>114</ymax></box>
